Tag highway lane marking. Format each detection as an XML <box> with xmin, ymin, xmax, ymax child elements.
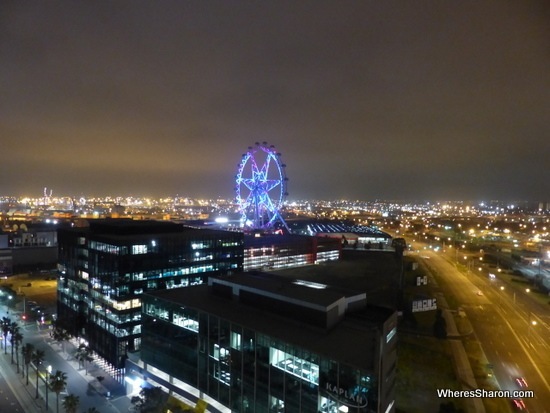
<box><xmin>502</xmin><ymin>316</ymin><xmax>550</xmax><ymax>395</ymax></box>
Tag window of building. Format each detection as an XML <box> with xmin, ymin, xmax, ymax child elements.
<box><xmin>211</xmin><ymin>343</ymin><xmax>229</xmax><ymax>362</ymax></box>
<box><xmin>270</xmin><ymin>347</ymin><xmax>319</xmax><ymax>385</ymax></box>
<box><xmin>230</xmin><ymin>331</ymin><xmax>241</xmax><ymax>350</ymax></box>
<box><xmin>172</xmin><ymin>307</ymin><xmax>198</xmax><ymax>332</ymax></box>
<box><xmin>191</xmin><ymin>241</ymin><xmax>212</xmax><ymax>250</ymax></box>
<box><xmin>270</xmin><ymin>397</ymin><xmax>284</xmax><ymax>413</ymax></box>
<box><xmin>90</xmin><ymin>241</ymin><xmax>120</xmax><ymax>254</ymax></box>
<box><xmin>132</xmin><ymin>244</ymin><xmax>148</xmax><ymax>255</ymax></box>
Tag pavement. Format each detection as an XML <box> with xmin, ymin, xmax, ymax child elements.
<box><xmin>403</xmin><ymin>254</ymin><xmax>488</xmax><ymax>413</ymax></box>
<box><xmin>436</xmin><ymin>295</ymin><xmax>486</xmax><ymax>413</ymax></box>
<box><xmin>0</xmin><ymin>307</ymin><xmax>132</xmax><ymax>413</ymax></box>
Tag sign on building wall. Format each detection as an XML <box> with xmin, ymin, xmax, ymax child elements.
<box><xmin>323</xmin><ymin>383</ymin><xmax>369</xmax><ymax>408</ymax></box>
<box><xmin>412</xmin><ymin>298</ymin><xmax>437</xmax><ymax>313</ymax></box>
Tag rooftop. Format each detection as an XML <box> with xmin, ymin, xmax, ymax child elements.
<box><xmin>146</xmin><ymin>272</ymin><xmax>395</xmax><ymax>370</ymax></box>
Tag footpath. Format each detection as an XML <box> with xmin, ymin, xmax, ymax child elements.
<box><xmin>1</xmin><ymin>308</ymin><xmax>131</xmax><ymax>413</ymax></box>
<box><xmin>436</xmin><ymin>293</ymin><xmax>486</xmax><ymax>413</ymax></box>
<box><xmin>401</xmin><ymin>255</ymin><xmax>488</xmax><ymax>413</ymax></box>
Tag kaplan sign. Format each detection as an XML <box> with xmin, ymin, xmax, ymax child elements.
<box><xmin>324</xmin><ymin>383</ymin><xmax>368</xmax><ymax>408</ymax></box>
<box><xmin>412</xmin><ymin>298</ymin><xmax>437</xmax><ymax>313</ymax></box>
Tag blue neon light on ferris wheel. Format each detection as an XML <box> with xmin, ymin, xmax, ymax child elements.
<box><xmin>235</xmin><ymin>142</ymin><xmax>289</xmax><ymax>231</ymax></box>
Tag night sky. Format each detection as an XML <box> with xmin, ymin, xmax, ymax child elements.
<box><xmin>1</xmin><ymin>1</ymin><xmax>549</xmax><ymax>202</ymax></box>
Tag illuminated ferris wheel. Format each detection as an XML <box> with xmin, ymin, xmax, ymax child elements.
<box><xmin>235</xmin><ymin>142</ymin><xmax>289</xmax><ymax>231</ymax></box>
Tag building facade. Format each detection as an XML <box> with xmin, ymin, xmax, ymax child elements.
<box><xmin>244</xmin><ymin>233</ymin><xmax>341</xmax><ymax>271</ymax></box>
<box><xmin>56</xmin><ymin>219</ymin><xmax>244</xmax><ymax>370</ymax></box>
<box><xmin>136</xmin><ymin>272</ymin><xmax>397</xmax><ymax>413</ymax></box>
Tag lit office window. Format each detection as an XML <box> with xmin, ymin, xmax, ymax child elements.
<box><xmin>132</xmin><ymin>245</ymin><xmax>148</xmax><ymax>254</ymax></box>
<box><xmin>230</xmin><ymin>331</ymin><xmax>241</xmax><ymax>350</ymax></box>
<box><xmin>270</xmin><ymin>348</ymin><xmax>319</xmax><ymax>385</ymax></box>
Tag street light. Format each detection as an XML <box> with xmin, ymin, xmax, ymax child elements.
<box><xmin>528</xmin><ymin>316</ymin><xmax>538</xmax><ymax>339</ymax></box>
<box><xmin>6</xmin><ymin>295</ymin><xmax>12</xmax><ymax>314</ymax></box>
<box><xmin>45</xmin><ymin>364</ymin><xmax>52</xmax><ymax>408</ymax></box>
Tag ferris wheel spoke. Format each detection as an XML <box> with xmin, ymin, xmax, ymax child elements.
<box><xmin>263</xmin><ymin>179</ymin><xmax>281</xmax><ymax>193</ymax></box>
<box><xmin>235</xmin><ymin>142</ymin><xmax>288</xmax><ymax>231</ymax></box>
<box><xmin>240</xmin><ymin>178</ymin><xmax>258</xmax><ymax>191</ymax></box>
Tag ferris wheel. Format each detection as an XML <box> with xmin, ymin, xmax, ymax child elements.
<box><xmin>235</xmin><ymin>142</ymin><xmax>289</xmax><ymax>231</ymax></box>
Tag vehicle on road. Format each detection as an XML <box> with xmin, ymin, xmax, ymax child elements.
<box><xmin>515</xmin><ymin>377</ymin><xmax>528</xmax><ymax>388</ymax></box>
<box><xmin>511</xmin><ymin>398</ymin><xmax>526</xmax><ymax>411</ymax></box>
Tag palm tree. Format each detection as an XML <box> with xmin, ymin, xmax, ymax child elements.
<box><xmin>9</xmin><ymin>321</ymin><xmax>20</xmax><ymax>365</ymax></box>
<box><xmin>32</xmin><ymin>348</ymin><xmax>45</xmax><ymax>399</ymax></box>
<box><xmin>62</xmin><ymin>394</ymin><xmax>80</xmax><ymax>413</ymax></box>
<box><xmin>13</xmin><ymin>329</ymin><xmax>23</xmax><ymax>373</ymax></box>
<box><xmin>52</xmin><ymin>326</ymin><xmax>71</xmax><ymax>355</ymax></box>
<box><xmin>49</xmin><ymin>370</ymin><xmax>68</xmax><ymax>413</ymax></box>
<box><xmin>22</xmin><ymin>342</ymin><xmax>34</xmax><ymax>384</ymax></box>
<box><xmin>1</xmin><ymin>316</ymin><xmax>11</xmax><ymax>354</ymax></box>
<box><xmin>74</xmin><ymin>343</ymin><xmax>93</xmax><ymax>374</ymax></box>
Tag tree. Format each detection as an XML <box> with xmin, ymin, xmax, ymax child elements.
<box><xmin>32</xmin><ymin>348</ymin><xmax>45</xmax><ymax>399</ymax></box>
<box><xmin>130</xmin><ymin>395</ymin><xmax>144</xmax><ymax>411</ymax></box>
<box><xmin>22</xmin><ymin>342</ymin><xmax>34</xmax><ymax>384</ymax></box>
<box><xmin>62</xmin><ymin>394</ymin><xmax>80</xmax><ymax>413</ymax></box>
<box><xmin>1</xmin><ymin>316</ymin><xmax>11</xmax><ymax>354</ymax></box>
<box><xmin>131</xmin><ymin>387</ymin><xmax>168</xmax><ymax>413</ymax></box>
<box><xmin>13</xmin><ymin>329</ymin><xmax>23</xmax><ymax>372</ymax></box>
<box><xmin>8</xmin><ymin>322</ymin><xmax>21</xmax><ymax>366</ymax></box>
<box><xmin>74</xmin><ymin>343</ymin><xmax>93</xmax><ymax>374</ymax></box>
<box><xmin>49</xmin><ymin>370</ymin><xmax>68</xmax><ymax>413</ymax></box>
<box><xmin>131</xmin><ymin>395</ymin><xmax>145</xmax><ymax>412</ymax></box>
<box><xmin>51</xmin><ymin>326</ymin><xmax>71</xmax><ymax>355</ymax></box>
<box><xmin>140</xmin><ymin>386</ymin><xmax>167</xmax><ymax>413</ymax></box>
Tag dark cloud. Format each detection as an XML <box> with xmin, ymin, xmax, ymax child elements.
<box><xmin>1</xmin><ymin>1</ymin><xmax>549</xmax><ymax>201</ymax></box>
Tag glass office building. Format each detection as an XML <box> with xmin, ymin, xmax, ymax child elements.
<box><xmin>243</xmin><ymin>233</ymin><xmax>341</xmax><ymax>271</ymax></box>
<box><xmin>56</xmin><ymin>219</ymin><xmax>244</xmax><ymax>371</ymax></box>
<box><xmin>137</xmin><ymin>272</ymin><xmax>397</xmax><ymax>413</ymax></box>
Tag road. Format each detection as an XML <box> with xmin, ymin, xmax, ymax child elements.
<box><xmin>0</xmin><ymin>362</ymin><xmax>27</xmax><ymax>413</ymax></box>
<box><xmin>415</xmin><ymin>247</ymin><xmax>550</xmax><ymax>413</ymax></box>
<box><xmin>0</xmin><ymin>274</ymin><xmax>131</xmax><ymax>413</ymax></box>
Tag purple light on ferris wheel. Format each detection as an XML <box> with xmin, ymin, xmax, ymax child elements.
<box><xmin>235</xmin><ymin>142</ymin><xmax>289</xmax><ymax>231</ymax></box>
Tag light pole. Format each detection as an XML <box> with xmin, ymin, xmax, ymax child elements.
<box><xmin>6</xmin><ymin>295</ymin><xmax>12</xmax><ymax>314</ymax></box>
<box><xmin>45</xmin><ymin>365</ymin><xmax>52</xmax><ymax>409</ymax></box>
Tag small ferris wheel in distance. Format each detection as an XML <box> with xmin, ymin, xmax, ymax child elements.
<box><xmin>235</xmin><ymin>142</ymin><xmax>289</xmax><ymax>232</ymax></box>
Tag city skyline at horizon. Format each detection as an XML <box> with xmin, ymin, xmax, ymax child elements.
<box><xmin>2</xmin><ymin>190</ymin><xmax>549</xmax><ymax>210</ymax></box>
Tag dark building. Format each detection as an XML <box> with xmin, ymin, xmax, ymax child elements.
<box><xmin>136</xmin><ymin>272</ymin><xmax>397</xmax><ymax>413</ymax></box>
<box><xmin>56</xmin><ymin>219</ymin><xmax>244</xmax><ymax>370</ymax></box>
